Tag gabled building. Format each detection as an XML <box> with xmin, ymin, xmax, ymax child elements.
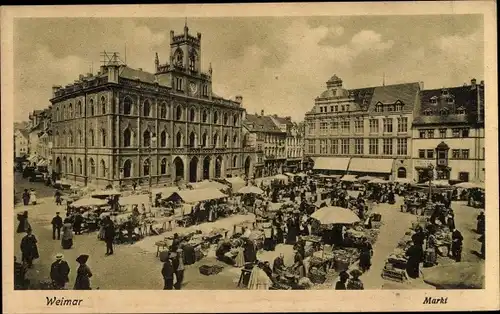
<box><xmin>14</xmin><ymin>128</ymin><xmax>29</xmax><ymax>158</ymax></box>
<box><xmin>411</xmin><ymin>79</ymin><xmax>485</xmax><ymax>183</ymax></box>
<box><xmin>270</xmin><ymin>115</ymin><xmax>304</xmax><ymax>173</ymax></box>
<box><xmin>304</xmin><ymin>75</ymin><xmax>421</xmax><ymax>180</ymax></box>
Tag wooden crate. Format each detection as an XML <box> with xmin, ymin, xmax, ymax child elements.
<box><xmin>381</xmin><ymin>267</ymin><xmax>408</xmax><ymax>283</ymax></box>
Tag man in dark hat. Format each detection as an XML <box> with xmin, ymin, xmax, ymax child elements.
<box><xmin>161</xmin><ymin>255</ymin><xmax>175</xmax><ymax>290</ymax></box>
<box><xmin>451</xmin><ymin>228</ymin><xmax>464</xmax><ymax>262</ymax></box>
<box><xmin>103</xmin><ymin>216</ymin><xmax>115</xmax><ymax>256</ymax></box>
<box><xmin>20</xmin><ymin>228</ymin><xmax>39</xmax><ymax>268</ymax></box>
<box><xmin>335</xmin><ymin>271</ymin><xmax>349</xmax><ymax>290</ymax></box>
<box><xmin>50</xmin><ymin>253</ymin><xmax>70</xmax><ymax>289</ymax></box>
<box><xmin>51</xmin><ymin>212</ymin><xmax>63</xmax><ymax>240</ymax></box>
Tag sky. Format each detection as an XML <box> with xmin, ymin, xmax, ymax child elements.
<box><xmin>14</xmin><ymin>15</ymin><xmax>484</xmax><ymax>122</ymax></box>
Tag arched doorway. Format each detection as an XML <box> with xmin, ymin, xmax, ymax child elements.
<box><xmin>55</xmin><ymin>157</ymin><xmax>61</xmax><ymax>173</ymax></box>
<box><xmin>244</xmin><ymin>156</ymin><xmax>252</xmax><ymax>178</ymax></box>
<box><xmin>123</xmin><ymin>159</ymin><xmax>132</xmax><ymax>178</ymax></box>
<box><xmin>189</xmin><ymin>157</ymin><xmax>198</xmax><ymax>183</ymax></box>
<box><xmin>173</xmin><ymin>157</ymin><xmax>184</xmax><ymax>181</ymax></box>
<box><xmin>397</xmin><ymin>167</ymin><xmax>407</xmax><ymax>178</ymax></box>
<box><xmin>215</xmin><ymin>156</ymin><xmax>223</xmax><ymax>178</ymax></box>
<box><xmin>203</xmin><ymin>156</ymin><xmax>211</xmax><ymax>180</ymax></box>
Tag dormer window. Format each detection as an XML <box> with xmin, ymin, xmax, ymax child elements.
<box><xmin>375</xmin><ymin>104</ymin><xmax>383</xmax><ymax>112</ymax></box>
<box><xmin>439</xmin><ymin>108</ymin><xmax>449</xmax><ymax>116</ymax></box>
<box><xmin>447</xmin><ymin>97</ymin><xmax>454</xmax><ymax>104</ymax></box>
<box><xmin>332</xmin><ymin>89</ymin><xmax>336</xmax><ymax>96</ymax></box>
<box><xmin>456</xmin><ymin>106</ymin><xmax>466</xmax><ymax>115</ymax></box>
<box><xmin>423</xmin><ymin>108</ymin><xmax>433</xmax><ymax>116</ymax></box>
<box><xmin>441</xmin><ymin>89</ymin><xmax>449</xmax><ymax>96</ymax></box>
<box><xmin>430</xmin><ymin>96</ymin><xmax>438</xmax><ymax>104</ymax></box>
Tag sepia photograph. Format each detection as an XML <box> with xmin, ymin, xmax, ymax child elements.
<box><xmin>2</xmin><ymin>2</ymin><xmax>498</xmax><ymax>313</ymax></box>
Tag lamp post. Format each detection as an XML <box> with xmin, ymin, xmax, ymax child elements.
<box><xmin>428</xmin><ymin>164</ymin><xmax>434</xmax><ymax>200</ymax></box>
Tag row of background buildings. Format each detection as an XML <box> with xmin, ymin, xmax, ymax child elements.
<box><xmin>15</xmin><ymin>25</ymin><xmax>485</xmax><ymax>187</ymax></box>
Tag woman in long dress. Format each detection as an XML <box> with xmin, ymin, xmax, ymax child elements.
<box><xmin>17</xmin><ymin>211</ymin><xmax>31</xmax><ymax>233</ymax></box>
<box><xmin>74</xmin><ymin>254</ymin><xmax>92</xmax><ymax>290</ymax></box>
<box><xmin>234</xmin><ymin>244</ymin><xmax>245</xmax><ymax>267</ymax></box>
<box><xmin>29</xmin><ymin>190</ymin><xmax>37</xmax><ymax>205</ymax></box>
<box><xmin>248</xmin><ymin>263</ymin><xmax>272</xmax><ymax>290</ymax></box>
<box><xmin>61</xmin><ymin>219</ymin><xmax>74</xmax><ymax>250</ymax></box>
<box><xmin>22</xmin><ymin>189</ymin><xmax>30</xmax><ymax>206</ymax></box>
<box><xmin>20</xmin><ymin>229</ymin><xmax>39</xmax><ymax>268</ymax></box>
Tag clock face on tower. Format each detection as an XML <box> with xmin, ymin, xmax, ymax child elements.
<box><xmin>189</xmin><ymin>81</ymin><xmax>198</xmax><ymax>96</ymax></box>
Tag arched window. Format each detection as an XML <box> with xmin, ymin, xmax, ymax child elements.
<box><xmin>234</xmin><ymin>114</ymin><xmax>239</xmax><ymax>125</ymax></box>
<box><xmin>62</xmin><ymin>105</ymin><xmax>66</xmax><ymax>120</ymax></box>
<box><xmin>202</xmin><ymin>110</ymin><xmax>208</xmax><ymax>123</ymax></box>
<box><xmin>233</xmin><ymin>156</ymin><xmax>238</xmax><ymax>168</ymax></box>
<box><xmin>100</xmin><ymin>160</ymin><xmax>106</xmax><ymax>177</ymax></box>
<box><xmin>123</xmin><ymin>97</ymin><xmax>132</xmax><ymax>115</ymax></box>
<box><xmin>123</xmin><ymin>159</ymin><xmax>132</xmax><ymax>178</ymax></box>
<box><xmin>143</xmin><ymin>159</ymin><xmax>150</xmax><ymax>176</ymax></box>
<box><xmin>101</xmin><ymin>129</ymin><xmax>106</xmax><ymax>147</ymax></box>
<box><xmin>202</xmin><ymin>133</ymin><xmax>208</xmax><ymax>147</ymax></box>
<box><xmin>160</xmin><ymin>102</ymin><xmax>167</xmax><ymax>119</ymax></box>
<box><xmin>189</xmin><ymin>108</ymin><xmax>196</xmax><ymax>122</ymax></box>
<box><xmin>55</xmin><ymin>131</ymin><xmax>59</xmax><ymax>146</ymax></box>
<box><xmin>176</xmin><ymin>131</ymin><xmax>183</xmax><ymax>148</ymax></box>
<box><xmin>56</xmin><ymin>108</ymin><xmax>60</xmax><ymax>121</ymax></box>
<box><xmin>68</xmin><ymin>131</ymin><xmax>73</xmax><ymax>146</ymax></box>
<box><xmin>69</xmin><ymin>158</ymin><xmax>74</xmax><ymax>173</ymax></box>
<box><xmin>397</xmin><ymin>167</ymin><xmax>407</xmax><ymax>178</ymax></box>
<box><xmin>143</xmin><ymin>100</ymin><xmax>151</xmax><ymax>117</ymax></box>
<box><xmin>143</xmin><ymin>130</ymin><xmax>151</xmax><ymax>147</ymax></box>
<box><xmin>62</xmin><ymin>131</ymin><xmax>66</xmax><ymax>146</ymax></box>
<box><xmin>68</xmin><ymin>103</ymin><xmax>73</xmax><ymax>118</ymax></box>
<box><xmin>89</xmin><ymin>158</ymin><xmax>96</xmax><ymax>175</ymax></box>
<box><xmin>213</xmin><ymin>133</ymin><xmax>219</xmax><ymax>147</ymax></box>
<box><xmin>160</xmin><ymin>158</ymin><xmax>167</xmax><ymax>175</ymax></box>
<box><xmin>176</xmin><ymin>106</ymin><xmax>183</xmax><ymax>121</ymax></box>
<box><xmin>101</xmin><ymin>96</ymin><xmax>106</xmax><ymax>114</ymax></box>
<box><xmin>89</xmin><ymin>129</ymin><xmax>95</xmax><ymax>146</ymax></box>
<box><xmin>213</xmin><ymin>111</ymin><xmax>219</xmax><ymax>124</ymax></box>
<box><xmin>160</xmin><ymin>131</ymin><xmax>167</xmax><ymax>147</ymax></box>
<box><xmin>78</xmin><ymin>130</ymin><xmax>83</xmax><ymax>146</ymax></box>
<box><xmin>189</xmin><ymin>131</ymin><xmax>196</xmax><ymax>147</ymax></box>
<box><xmin>77</xmin><ymin>158</ymin><xmax>82</xmax><ymax>174</ymax></box>
<box><xmin>233</xmin><ymin>134</ymin><xmax>238</xmax><ymax>145</ymax></box>
<box><xmin>77</xmin><ymin>101</ymin><xmax>82</xmax><ymax>116</ymax></box>
<box><xmin>124</xmin><ymin>128</ymin><xmax>131</xmax><ymax>147</ymax></box>
<box><xmin>223</xmin><ymin>113</ymin><xmax>229</xmax><ymax>125</ymax></box>
<box><xmin>89</xmin><ymin>99</ymin><xmax>95</xmax><ymax>116</ymax></box>
<box><xmin>224</xmin><ymin>134</ymin><xmax>229</xmax><ymax>147</ymax></box>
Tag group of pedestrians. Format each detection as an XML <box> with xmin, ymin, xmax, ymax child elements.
<box><xmin>49</xmin><ymin>253</ymin><xmax>93</xmax><ymax>290</ymax></box>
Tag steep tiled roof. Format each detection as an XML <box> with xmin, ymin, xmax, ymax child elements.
<box><xmin>244</xmin><ymin>114</ymin><xmax>283</xmax><ymax>133</ymax></box>
<box><xmin>414</xmin><ymin>84</ymin><xmax>483</xmax><ymax>126</ymax></box>
<box><xmin>365</xmin><ymin>82</ymin><xmax>420</xmax><ymax>113</ymax></box>
<box><xmin>17</xmin><ymin>129</ymin><xmax>29</xmax><ymax>139</ymax></box>
<box><xmin>119</xmin><ymin>66</ymin><xmax>157</xmax><ymax>84</ymax></box>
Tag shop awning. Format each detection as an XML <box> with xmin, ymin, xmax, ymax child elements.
<box><xmin>165</xmin><ymin>188</ymin><xmax>228</xmax><ymax>204</ymax></box>
<box><xmin>348</xmin><ymin>158</ymin><xmax>394</xmax><ymax>174</ymax></box>
<box><xmin>223</xmin><ymin>177</ymin><xmax>246</xmax><ymax>192</ymax></box>
<box><xmin>190</xmin><ymin>180</ymin><xmax>229</xmax><ymax>191</ymax></box>
<box><xmin>37</xmin><ymin>159</ymin><xmax>48</xmax><ymax>166</ymax></box>
<box><xmin>151</xmin><ymin>186</ymin><xmax>181</xmax><ymax>196</ymax></box>
<box><xmin>119</xmin><ymin>194</ymin><xmax>150</xmax><ymax>206</ymax></box>
<box><xmin>313</xmin><ymin>157</ymin><xmax>350</xmax><ymax>171</ymax></box>
<box><xmin>340</xmin><ymin>175</ymin><xmax>358</xmax><ymax>182</ymax></box>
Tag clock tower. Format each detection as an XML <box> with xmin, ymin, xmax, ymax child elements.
<box><xmin>154</xmin><ymin>22</ymin><xmax>212</xmax><ymax>98</ymax></box>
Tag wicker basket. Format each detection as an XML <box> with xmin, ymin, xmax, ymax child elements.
<box><xmin>199</xmin><ymin>264</ymin><xmax>224</xmax><ymax>276</ymax></box>
<box><xmin>308</xmin><ymin>268</ymin><xmax>326</xmax><ymax>284</ymax></box>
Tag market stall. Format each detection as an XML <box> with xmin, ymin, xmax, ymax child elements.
<box><xmin>224</xmin><ymin>177</ymin><xmax>247</xmax><ymax>193</ymax></box>
<box><xmin>190</xmin><ymin>180</ymin><xmax>229</xmax><ymax>191</ymax></box>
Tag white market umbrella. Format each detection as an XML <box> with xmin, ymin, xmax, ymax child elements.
<box><xmin>454</xmin><ymin>182</ymin><xmax>484</xmax><ymax>189</ymax></box>
<box><xmin>310</xmin><ymin>206</ymin><xmax>360</xmax><ymax>225</ymax></box>
<box><xmin>274</xmin><ymin>174</ymin><xmax>288</xmax><ymax>181</ymax></box>
<box><xmin>423</xmin><ymin>180</ymin><xmax>450</xmax><ymax>187</ymax></box>
<box><xmin>71</xmin><ymin>197</ymin><xmax>108</xmax><ymax>208</ymax></box>
<box><xmin>91</xmin><ymin>189</ymin><xmax>122</xmax><ymax>197</ymax></box>
<box><xmin>358</xmin><ymin>176</ymin><xmax>375</xmax><ymax>182</ymax></box>
<box><xmin>238</xmin><ymin>185</ymin><xmax>264</xmax><ymax>195</ymax></box>
<box><xmin>394</xmin><ymin>178</ymin><xmax>415</xmax><ymax>184</ymax></box>
<box><xmin>369</xmin><ymin>178</ymin><xmax>389</xmax><ymax>184</ymax></box>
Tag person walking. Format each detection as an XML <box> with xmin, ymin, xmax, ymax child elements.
<box><xmin>14</xmin><ymin>256</ymin><xmax>28</xmax><ymax>290</ymax></box>
<box><xmin>73</xmin><ymin>211</ymin><xmax>83</xmax><ymax>235</ymax></box>
<box><xmin>476</xmin><ymin>211</ymin><xmax>485</xmax><ymax>234</ymax></box>
<box><xmin>55</xmin><ymin>189</ymin><xmax>63</xmax><ymax>206</ymax></box>
<box><xmin>61</xmin><ymin>218</ymin><xmax>74</xmax><ymax>249</ymax></box>
<box><xmin>16</xmin><ymin>211</ymin><xmax>31</xmax><ymax>233</ymax></box>
<box><xmin>104</xmin><ymin>217</ymin><xmax>115</xmax><ymax>256</ymax></box>
<box><xmin>161</xmin><ymin>255</ymin><xmax>175</xmax><ymax>290</ymax></box>
<box><xmin>358</xmin><ymin>240</ymin><xmax>373</xmax><ymax>272</ymax></box>
<box><xmin>174</xmin><ymin>248</ymin><xmax>185</xmax><ymax>290</ymax></box>
<box><xmin>29</xmin><ymin>189</ymin><xmax>37</xmax><ymax>205</ymax></box>
<box><xmin>50</xmin><ymin>253</ymin><xmax>70</xmax><ymax>289</ymax></box>
<box><xmin>451</xmin><ymin>228</ymin><xmax>464</xmax><ymax>262</ymax></box>
<box><xmin>20</xmin><ymin>228</ymin><xmax>39</xmax><ymax>268</ymax></box>
<box><xmin>22</xmin><ymin>189</ymin><xmax>30</xmax><ymax>206</ymax></box>
<box><xmin>51</xmin><ymin>212</ymin><xmax>63</xmax><ymax>240</ymax></box>
<box><xmin>74</xmin><ymin>254</ymin><xmax>92</xmax><ymax>290</ymax></box>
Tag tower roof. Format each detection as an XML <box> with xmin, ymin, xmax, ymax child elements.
<box><xmin>327</xmin><ymin>74</ymin><xmax>342</xmax><ymax>83</ymax></box>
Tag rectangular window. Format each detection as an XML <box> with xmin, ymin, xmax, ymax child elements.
<box><xmin>383</xmin><ymin>118</ymin><xmax>393</xmax><ymax>133</ymax></box>
<box><xmin>426</xmin><ymin>149</ymin><xmax>434</xmax><ymax>159</ymax></box>
<box><xmin>320</xmin><ymin>122</ymin><xmax>328</xmax><ymax>134</ymax></box>
<box><xmin>382</xmin><ymin>139</ymin><xmax>392</xmax><ymax>155</ymax></box>
<box><xmin>369</xmin><ymin>139</ymin><xmax>378</xmax><ymax>155</ymax></box>
<box><xmin>439</xmin><ymin>128</ymin><xmax>447</xmax><ymax>138</ymax></box>
<box><xmin>334</xmin><ymin>105</ymin><xmax>338</xmax><ymax>112</ymax></box>
<box><xmin>452</xmin><ymin>149</ymin><xmax>460</xmax><ymax>159</ymax></box>
<box><xmin>419</xmin><ymin>149</ymin><xmax>425</xmax><ymax>158</ymax></box>
<box><xmin>330</xmin><ymin>139</ymin><xmax>338</xmax><ymax>154</ymax></box>
<box><xmin>354</xmin><ymin>139</ymin><xmax>364</xmax><ymax>155</ymax></box>
<box><xmin>461</xmin><ymin>149</ymin><xmax>469</xmax><ymax>159</ymax></box>
<box><xmin>369</xmin><ymin>119</ymin><xmax>379</xmax><ymax>133</ymax></box>
<box><xmin>320</xmin><ymin>107</ymin><xmax>324</xmax><ymax>113</ymax></box>
<box><xmin>331</xmin><ymin>120</ymin><xmax>339</xmax><ymax>133</ymax></box>
<box><xmin>397</xmin><ymin>117</ymin><xmax>408</xmax><ymax>133</ymax></box>
<box><xmin>397</xmin><ymin>138</ymin><xmax>407</xmax><ymax>155</ymax></box>
<box><xmin>419</xmin><ymin>130</ymin><xmax>426</xmax><ymax>138</ymax></box>
<box><xmin>341</xmin><ymin>120</ymin><xmax>350</xmax><ymax>133</ymax></box>
<box><xmin>354</xmin><ymin>120</ymin><xmax>364</xmax><ymax>133</ymax></box>
<box><xmin>341</xmin><ymin>139</ymin><xmax>349</xmax><ymax>155</ymax></box>
<box><xmin>320</xmin><ymin>139</ymin><xmax>328</xmax><ymax>154</ymax></box>
<box><xmin>452</xmin><ymin>128</ymin><xmax>461</xmax><ymax>138</ymax></box>
<box><xmin>462</xmin><ymin>128</ymin><xmax>470</xmax><ymax>138</ymax></box>
<box><xmin>426</xmin><ymin>129</ymin><xmax>434</xmax><ymax>138</ymax></box>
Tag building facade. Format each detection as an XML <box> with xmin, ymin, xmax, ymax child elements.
<box><xmin>270</xmin><ymin>116</ymin><xmax>304</xmax><ymax>173</ymax></box>
<box><xmin>50</xmin><ymin>25</ymin><xmax>254</xmax><ymax>187</ymax></box>
<box><xmin>28</xmin><ymin>108</ymin><xmax>53</xmax><ymax>166</ymax></box>
<box><xmin>411</xmin><ymin>79</ymin><xmax>485</xmax><ymax>183</ymax></box>
<box><xmin>304</xmin><ymin>75</ymin><xmax>421</xmax><ymax>180</ymax></box>
<box><xmin>14</xmin><ymin>129</ymin><xmax>29</xmax><ymax>158</ymax></box>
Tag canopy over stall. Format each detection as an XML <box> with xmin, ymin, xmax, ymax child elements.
<box><xmin>238</xmin><ymin>185</ymin><xmax>264</xmax><ymax>195</ymax></box>
<box><xmin>71</xmin><ymin>197</ymin><xmax>108</xmax><ymax>208</ymax></box>
<box><xmin>454</xmin><ymin>182</ymin><xmax>484</xmax><ymax>189</ymax></box>
<box><xmin>273</xmin><ymin>174</ymin><xmax>288</xmax><ymax>183</ymax></box>
<box><xmin>165</xmin><ymin>188</ymin><xmax>228</xmax><ymax>204</ymax></box>
<box><xmin>394</xmin><ymin>178</ymin><xmax>415</xmax><ymax>184</ymax></box>
<box><xmin>357</xmin><ymin>175</ymin><xmax>376</xmax><ymax>182</ymax></box>
<box><xmin>190</xmin><ymin>180</ymin><xmax>229</xmax><ymax>191</ymax></box>
<box><xmin>91</xmin><ymin>189</ymin><xmax>121</xmax><ymax>198</ymax></box>
<box><xmin>151</xmin><ymin>186</ymin><xmax>181</xmax><ymax>196</ymax></box>
<box><xmin>119</xmin><ymin>194</ymin><xmax>150</xmax><ymax>206</ymax></box>
<box><xmin>421</xmin><ymin>180</ymin><xmax>451</xmax><ymax>187</ymax></box>
<box><xmin>340</xmin><ymin>175</ymin><xmax>358</xmax><ymax>182</ymax></box>
<box><xmin>310</xmin><ymin>206</ymin><xmax>360</xmax><ymax>225</ymax></box>
<box><xmin>37</xmin><ymin>159</ymin><xmax>49</xmax><ymax>167</ymax></box>
<box><xmin>223</xmin><ymin>177</ymin><xmax>246</xmax><ymax>192</ymax></box>
<box><xmin>313</xmin><ymin>157</ymin><xmax>350</xmax><ymax>171</ymax></box>
<box><xmin>348</xmin><ymin>158</ymin><xmax>394</xmax><ymax>174</ymax></box>
<box><xmin>369</xmin><ymin>178</ymin><xmax>389</xmax><ymax>184</ymax></box>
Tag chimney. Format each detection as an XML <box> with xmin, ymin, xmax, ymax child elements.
<box><xmin>480</xmin><ymin>80</ymin><xmax>484</xmax><ymax>87</ymax></box>
<box><xmin>261</xmin><ymin>110</ymin><xmax>264</xmax><ymax>116</ymax></box>
<box><xmin>51</xmin><ymin>85</ymin><xmax>61</xmax><ymax>97</ymax></box>
<box><xmin>419</xmin><ymin>81</ymin><xmax>424</xmax><ymax>90</ymax></box>
<box><xmin>471</xmin><ymin>78</ymin><xmax>477</xmax><ymax>89</ymax></box>
<box><xmin>235</xmin><ymin>95</ymin><xmax>243</xmax><ymax>104</ymax></box>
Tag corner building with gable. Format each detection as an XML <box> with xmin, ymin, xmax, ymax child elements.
<box><xmin>50</xmin><ymin>25</ymin><xmax>255</xmax><ymax>187</ymax></box>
